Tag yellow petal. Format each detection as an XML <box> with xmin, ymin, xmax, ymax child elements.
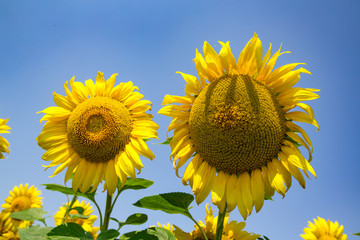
<box><xmin>250</xmin><ymin>169</ymin><xmax>264</xmax><ymax>212</ymax></box>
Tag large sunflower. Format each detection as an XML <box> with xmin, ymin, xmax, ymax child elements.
<box><xmin>0</xmin><ymin>118</ymin><xmax>10</xmax><ymax>159</ymax></box>
<box><xmin>172</xmin><ymin>204</ymin><xmax>260</xmax><ymax>240</ymax></box>
<box><xmin>159</xmin><ymin>33</ymin><xmax>319</xmax><ymax>219</ymax></box>
<box><xmin>54</xmin><ymin>200</ymin><xmax>99</xmax><ymax>238</ymax></box>
<box><xmin>1</xmin><ymin>184</ymin><xmax>42</xmax><ymax>232</ymax></box>
<box><xmin>37</xmin><ymin>72</ymin><xmax>158</xmax><ymax>195</ymax></box>
<box><xmin>301</xmin><ymin>217</ymin><xmax>347</xmax><ymax>240</ymax></box>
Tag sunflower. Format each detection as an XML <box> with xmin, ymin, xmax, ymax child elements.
<box><xmin>1</xmin><ymin>184</ymin><xmax>42</xmax><ymax>232</ymax></box>
<box><xmin>0</xmin><ymin>118</ymin><xmax>10</xmax><ymax>159</ymax></box>
<box><xmin>159</xmin><ymin>33</ymin><xmax>319</xmax><ymax>219</ymax></box>
<box><xmin>172</xmin><ymin>204</ymin><xmax>260</xmax><ymax>240</ymax></box>
<box><xmin>301</xmin><ymin>217</ymin><xmax>347</xmax><ymax>240</ymax></box>
<box><xmin>37</xmin><ymin>72</ymin><xmax>158</xmax><ymax>195</ymax></box>
<box><xmin>54</xmin><ymin>199</ymin><xmax>99</xmax><ymax>238</ymax></box>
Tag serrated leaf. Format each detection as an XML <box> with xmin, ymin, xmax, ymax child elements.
<box><xmin>133</xmin><ymin>192</ymin><xmax>194</xmax><ymax>218</ymax></box>
<box><xmin>10</xmin><ymin>208</ymin><xmax>47</xmax><ymax>221</ymax></box>
<box><xmin>47</xmin><ymin>222</ymin><xmax>92</xmax><ymax>239</ymax></box>
<box><xmin>119</xmin><ymin>227</ymin><xmax>175</xmax><ymax>240</ymax></box>
<box><xmin>96</xmin><ymin>229</ymin><xmax>120</xmax><ymax>240</ymax></box>
<box><xmin>119</xmin><ymin>178</ymin><xmax>154</xmax><ymax>192</ymax></box>
<box><xmin>42</xmin><ymin>184</ymin><xmax>96</xmax><ymax>201</ymax></box>
<box><xmin>18</xmin><ymin>226</ymin><xmax>53</xmax><ymax>240</ymax></box>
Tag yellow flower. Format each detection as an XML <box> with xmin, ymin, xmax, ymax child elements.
<box><xmin>301</xmin><ymin>217</ymin><xmax>347</xmax><ymax>240</ymax></box>
<box><xmin>1</xmin><ymin>184</ymin><xmax>42</xmax><ymax>232</ymax></box>
<box><xmin>37</xmin><ymin>72</ymin><xmax>158</xmax><ymax>195</ymax></box>
<box><xmin>54</xmin><ymin>200</ymin><xmax>99</xmax><ymax>237</ymax></box>
<box><xmin>159</xmin><ymin>33</ymin><xmax>319</xmax><ymax>219</ymax></box>
<box><xmin>171</xmin><ymin>204</ymin><xmax>260</xmax><ymax>240</ymax></box>
<box><xmin>0</xmin><ymin>118</ymin><xmax>10</xmax><ymax>159</ymax></box>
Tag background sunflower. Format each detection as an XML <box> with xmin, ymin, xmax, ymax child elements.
<box><xmin>301</xmin><ymin>217</ymin><xmax>347</xmax><ymax>240</ymax></box>
<box><xmin>0</xmin><ymin>119</ymin><xmax>10</xmax><ymax>159</ymax></box>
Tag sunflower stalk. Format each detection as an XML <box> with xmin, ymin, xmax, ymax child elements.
<box><xmin>61</xmin><ymin>194</ymin><xmax>77</xmax><ymax>225</ymax></box>
<box><xmin>101</xmin><ymin>193</ymin><xmax>113</xmax><ymax>232</ymax></box>
<box><xmin>189</xmin><ymin>215</ymin><xmax>208</xmax><ymax>240</ymax></box>
<box><xmin>215</xmin><ymin>205</ymin><xmax>227</xmax><ymax>240</ymax></box>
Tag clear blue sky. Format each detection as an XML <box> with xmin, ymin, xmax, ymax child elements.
<box><xmin>1</xmin><ymin>0</ymin><xmax>359</xmax><ymax>239</ymax></box>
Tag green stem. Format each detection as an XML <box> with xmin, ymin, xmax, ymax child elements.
<box><xmin>190</xmin><ymin>215</ymin><xmax>208</xmax><ymax>240</ymax></box>
<box><xmin>215</xmin><ymin>204</ymin><xmax>227</xmax><ymax>240</ymax></box>
<box><xmin>101</xmin><ymin>193</ymin><xmax>113</xmax><ymax>232</ymax></box>
<box><xmin>61</xmin><ymin>194</ymin><xmax>77</xmax><ymax>225</ymax></box>
<box><xmin>92</xmin><ymin>198</ymin><xmax>103</xmax><ymax>229</ymax></box>
<box><xmin>109</xmin><ymin>189</ymin><xmax>122</xmax><ymax>214</ymax></box>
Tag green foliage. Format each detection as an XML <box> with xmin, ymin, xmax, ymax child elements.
<box><xmin>158</xmin><ymin>137</ymin><xmax>172</xmax><ymax>145</ymax></box>
<box><xmin>18</xmin><ymin>226</ymin><xmax>53</xmax><ymax>240</ymax></box>
<box><xmin>133</xmin><ymin>192</ymin><xmax>194</xmax><ymax>218</ymax></box>
<box><xmin>354</xmin><ymin>233</ymin><xmax>360</xmax><ymax>236</ymax></box>
<box><xmin>257</xmin><ymin>236</ymin><xmax>270</xmax><ymax>240</ymax></box>
<box><xmin>119</xmin><ymin>227</ymin><xmax>176</xmax><ymax>240</ymax></box>
<box><xmin>264</xmin><ymin>195</ymin><xmax>273</xmax><ymax>201</ymax></box>
<box><xmin>111</xmin><ymin>213</ymin><xmax>148</xmax><ymax>231</ymax></box>
<box><xmin>96</xmin><ymin>229</ymin><xmax>120</xmax><ymax>240</ymax></box>
<box><xmin>119</xmin><ymin>178</ymin><xmax>154</xmax><ymax>192</ymax></box>
<box><xmin>42</xmin><ymin>184</ymin><xmax>96</xmax><ymax>202</ymax></box>
<box><xmin>47</xmin><ymin>222</ymin><xmax>93</xmax><ymax>240</ymax></box>
<box><xmin>10</xmin><ymin>208</ymin><xmax>47</xmax><ymax>221</ymax></box>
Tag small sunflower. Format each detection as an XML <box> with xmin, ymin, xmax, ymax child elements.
<box><xmin>159</xmin><ymin>33</ymin><xmax>319</xmax><ymax>219</ymax></box>
<box><xmin>172</xmin><ymin>204</ymin><xmax>260</xmax><ymax>240</ymax></box>
<box><xmin>1</xmin><ymin>184</ymin><xmax>42</xmax><ymax>232</ymax></box>
<box><xmin>301</xmin><ymin>217</ymin><xmax>347</xmax><ymax>240</ymax></box>
<box><xmin>37</xmin><ymin>72</ymin><xmax>158</xmax><ymax>195</ymax></box>
<box><xmin>0</xmin><ymin>118</ymin><xmax>10</xmax><ymax>159</ymax></box>
<box><xmin>54</xmin><ymin>199</ymin><xmax>99</xmax><ymax>237</ymax></box>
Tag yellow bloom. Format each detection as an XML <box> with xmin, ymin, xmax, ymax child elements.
<box><xmin>1</xmin><ymin>184</ymin><xmax>42</xmax><ymax>232</ymax></box>
<box><xmin>37</xmin><ymin>72</ymin><xmax>158</xmax><ymax>195</ymax></box>
<box><xmin>54</xmin><ymin>200</ymin><xmax>99</xmax><ymax>237</ymax></box>
<box><xmin>159</xmin><ymin>33</ymin><xmax>319</xmax><ymax>219</ymax></box>
<box><xmin>171</xmin><ymin>204</ymin><xmax>259</xmax><ymax>240</ymax></box>
<box><xmin>301</xmin><ymin>217</ymin><xmax>347</xmax><ymax>240</ymax></box>
<box><xmin>0</xmin><ymin>118</ymin><xmax>10</xmax><ymax>159</ymax></box>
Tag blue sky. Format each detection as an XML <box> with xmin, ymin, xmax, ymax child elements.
<box><xmin>1</xmin><ymin>0</ymin><xmax>359</xmax><ymax>239</ymax></box>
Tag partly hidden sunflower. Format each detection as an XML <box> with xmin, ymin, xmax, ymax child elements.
<box><xmin>1</xmin><ymin>184</ymin><xmax>42</xmax><ymax>232</ymax></box>
<box><xmin>169</xmin><ymin>204</ymin><xmax>260</xmax><ymax>240</ymax></box>
<box><xmin>159</xmin><ymin>33</ymin><xmax>319</xmax><ymax>219</ymax></box>
<box><xmin>301</xmin><ymin>217</ymin><xmax>347</xmax><ymax>240</ymax></box>
<box><xmin>37</xmin><ymin>72</ymin><xmax>158</xmax><ymax>195</ymax></box>
<box><xmin>54</xmin><ymin>200</ymin><xmax>99</xmax><ymax>239</ymax></box>
<box><xmin>0</xmin><ymin>118</ymin><xmax>10</xmax><ymax>159</ymax></box>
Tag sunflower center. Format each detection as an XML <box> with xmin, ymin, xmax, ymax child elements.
<box><xmin>11</xmin><ymin>196</ymin><xmax>31</xmax><ymax>212</ymax></box>
<box><xmin>67</xmin><ymin>96</ymin><xmax>132</xmax><ymax>163</ymax></box>
<box><xmin>189</xmin><ymin>74</ymin><xmax>286</xmax><ymax>174</ymax></box>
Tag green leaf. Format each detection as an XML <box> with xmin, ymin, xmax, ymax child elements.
<box><xmin>69</xmin><ymin>213</ymin><xmax>90</xmax><ymax>220</ymax></box>
<box><xmin>264</xmin><ymin>195</ymin><xmax>273</xmax><ymax>201</ymax></box>
<box><xmin>47</xmin><ymin>222</ymin><xmax>92</xmax><ymax>240</ymax></box>
<box><xmin>158</xmin><ymin>137</ymin><xmax>172</xmax><ymax>145</ymax></box>
<box><xmin>353</xmin><ymin>233</ymin><xmax>360</xmax><ymax>236</ymax></box>
<box><xmin>263</xmin><ymin>236</ymin><xmax>271</xmax><ymax>240</ymax></box>
<box><xmin>42</xmin><ymin>184</ymin><xmax>96</xmax><ymax>202</ymax></box>
<box><xmin>10</xmin><ymin>208</ymin><xmax>47</xmax><ymax>221</ymax></box>
<box><xmin>71</xmin><ymin>206</ymin><xmax>85</xmax><ymax>215</ymax></box>
<box><xmin>119</xmin><ymin>178</ymin><xmax>154</xmax><ymax>192</ymax></box>
<box><xmin>18</xmin><ymin>226</ymin><xmax>53</xmax><ymax>240</ymax></box>
<box><xmin>120</xmin><ymin>227</ymin><xmax>175</xmax><ymax>240</ymax></box>
<box><xmin>111</xmin><ymin>213</ymin><xmax>147</xmax><ymax>231</ymax></box>
<box><xmin>133</xmin><ymin>192</ymin><xmax>194</xmax><ymax>218</ymax></box>
<box><xmin>96</xmin><ymin>229</ymin><xmax>120</xmax><ymax>240</ymax></box>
